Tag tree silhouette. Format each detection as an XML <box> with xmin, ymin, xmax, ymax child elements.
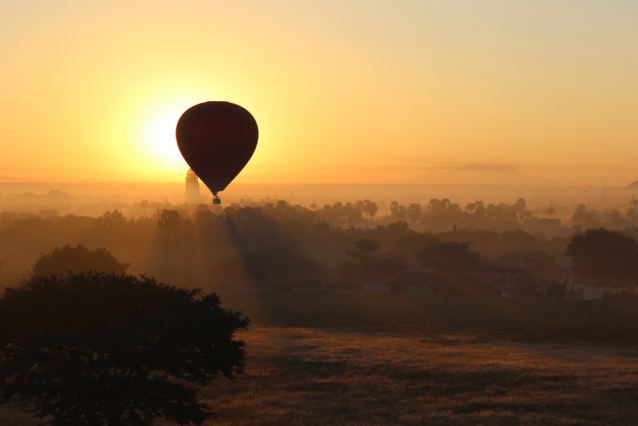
<box><xmin>337</xmin><ymin>239</ymin><xmax>407</xmax><ymax>290</ymax></box>
<box><xmin>0</xmin><ymin>272</ymin><xmax>249</xmax><ymax>426</ymax></box>
<box><xmin>140</xmin><ymin>200</ymin><xmax>149</xmax><ymax>216</ymax></box>
<box><xmin>464</xmin><ymin>202</ymin><xmax>477</xmax><ymax>214</ymax></box>
<box><xmin>28</xmin><ymin>244</ymin><xmax>129</xmax><ymax>279</ymax></box>
<box><xmin>564</xmin><ymin>228</ymin><xmax>638</xmax><ymax>284</ymax></box>
<box><xmin>389</xmin><ymin>202</ymin><xmax>408</xmax><ymax>221</ymax></box>
<box><xmin>407</xmin><ymin>203</ymin><xmax>423</xmax><ymax>223</ymax></box>
<box><xmin>367</xmin><ymin>201</ymin><xmax>378</xmax><ymax>222</ymax></box>
<box><xmin>514</xmin><ymin>198</ymin><xmax>526</xmax><ymax>212</ymax></box>
<box><xmin>347</xmin><ymin>238</ymin><xmax>380</xmax><ymax>259</ymax></box>
<box><xmin>571</xmin><ymin>204</ymin><xmax>601</xmax><ymax>228</ymax></box>
<box><xmin>415</xmin><ymin>241</ymin><xmax>480</xmax><ymax>274</ymax></box>
<box><xmin>158</xmin><ymin>209</ymin><xmax>181</xmax><ymax>240</ymax></box>
<box><xmin>547</xmin><ymin>206</ymin><xmax>556</xmax><ymax>219</ymax></box>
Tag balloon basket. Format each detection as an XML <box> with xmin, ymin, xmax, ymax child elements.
<box><xmin>212</xmin><ymin>196</ymin><xmax>221</xmax><ymax>205</ymax></box>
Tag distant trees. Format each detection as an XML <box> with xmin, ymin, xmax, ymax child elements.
<box><xmin>421</xmin><ymin>198</ymin><xmax>462</xmax><ymax>226</ymax></box>
<box><xmin>415</xmin><ymin>241</ymin><xmax>480</xmax><ymax>275</ymax></box>
<box><xmin>140</xmin><ymin>200</ymin><xmax>149</xmax><ymax>216</ymax></box>
<box><xmin>28</xmin><ymin>244</ymin><xmax>129</xmax><ymax>279</ymax></box>
<box><xmin>547</xmin><ymin>207</ymin><xmax>556</xmax><ymax>219</ymax></box>
<box><xmin>337</xmin><ymin>238</ymin><xmax>407</xmax><ymax>291</ymax></box>
<box><xmin>158</xmin><ymin>209</ymin><xmax>181</xmax><ymax>233</ymax></box>
<box><xmin>564</xmin><ymin>228</ymin><xmax>638</xmax><ymax>284</ymax></box>
<box><xmin>0</xmin><ymin>272</ymin><xmax>249</xmax><ymax>425</ymax></box>
<box><xmin>214</xmin><ymin>245</ymin><xmax>321</xmax><ymax>286</ymax></box>
<box><xmin>571</xmin><ymin>204</ymin><xmax>601</xmax><ymax>228</ymax></box>
<box><xmin>407</xmin><ymin>203</ymin><xmax>423</xmax><ymax>223</ymax></box>
<box><xmin>389</xmin><ymin>202</ymin><xmax>408</xmax><ymax>221</ymax></box>
<box><xmin>315</xmin><ymin>201</ymin><xmax>364</xmax><ymax>226</ymax></box>
<box><xmin>362</xmin><ymin>200</ymin><xmax>378</xmax><ymax>222</ymax></box>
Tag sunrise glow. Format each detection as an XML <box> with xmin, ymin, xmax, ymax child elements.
<box><xmin>1</xmin><ymin>1</ymin><xmax>637</xmax><ymax>185</ymax></box>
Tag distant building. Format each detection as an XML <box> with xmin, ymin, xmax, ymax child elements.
<box><xmin>471</xmin><ymin>251</ymin><xmax>573</xmax><ymax>285</ymax></box>
<box><xmin>185</xmin><ymin>169</ymin><xmax>200</xmax><ymax>203</ymax></box>
<box><xmin>468</xmin><ymin>251</ymin><xmax>574</xmax><ymax>299</ymax></box>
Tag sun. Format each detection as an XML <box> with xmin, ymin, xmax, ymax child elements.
<box><xmin>145</xmin><ymin>107</ymin><xmax>186</xmax><ymax>166</ymax></box>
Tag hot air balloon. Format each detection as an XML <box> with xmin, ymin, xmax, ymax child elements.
<box><xmin>176</xmin><ymin>102</ymin><xmax>258</xmax><ymax>204</ymax></box>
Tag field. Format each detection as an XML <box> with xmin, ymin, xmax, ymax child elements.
<box><xmin>3</xmin><ymin>292</ymin><xmax>638</xmax><ymax>425</ymax></box>
<box><xmin>217</xmin><ymin>291</ymin><xmax>638</xmax><ymax>342</ymax></box>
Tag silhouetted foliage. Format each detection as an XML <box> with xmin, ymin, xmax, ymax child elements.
<box><xmin>415</xmin><ymin>241</ymin><xmax>480</xmax><ymax>274</ymax></box>
<box><xmin>337</xmin><ymin>239</ymin><xmax>407</xmax><ymax>290</ymax></box>
<box><xmin>564</xmin><ymin>228</ymin><xmax>638</xmax><ymax>283</ymax></box>
<box><xmin>0</xmin><ymin>272</ymin><xmax>249</xmax><ymax>426</ymax></box>
<box><xmin>571</xmin><ymin>204</ymin><xmax>601</xmax><ymax>228</ymax></box>
<box><xmin>28</xmin><ymin>244</ymin><xmax>129</xmax><ymax>278</ymax></box>
<box><xmin>158</xmin><ymin>209</ymin><xmax>181</xmax><ymax>233</ymax></box>
<box><xmin>214</xmin><ymin>245</ymin><xmax>321</xmax><ymax>286</ymax></box>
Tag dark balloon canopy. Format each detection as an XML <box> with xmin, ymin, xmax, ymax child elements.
<box><xmin>176</xmin><ymin>102</ymin><xmax>258</xmax><ymax>197</ymax></box>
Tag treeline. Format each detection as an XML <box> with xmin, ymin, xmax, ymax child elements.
<box><xmin>2</xmin><ymin>199</ymin><xmax>637</xmax><ymax>290</ymax></box>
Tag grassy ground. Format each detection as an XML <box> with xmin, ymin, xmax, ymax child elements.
<box><xmin>185</xmin><ymin>327</ymin><xmax>638</xmax><ymax>425</ymax></box>
<box><xmin>217</xmin><ymin>291</ymin><xmax>638</xmax><ymax>342</ymax></box>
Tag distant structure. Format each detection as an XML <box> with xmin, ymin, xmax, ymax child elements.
<box><xmin>185</xmin><ymin>168</ymin><xmax>200</xmax><ymax>203</ymax></box>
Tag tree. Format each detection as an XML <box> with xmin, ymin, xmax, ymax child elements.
<box><xmin>514</xmin><ymin>198</ymin><xmax>526</xmax><ymax>212</ymax></box>
<box><xmin>28</xmin><ymin>244</ymin><xmax>130</xmax><ymax>279</ymax></box>
<box><xmin>547</xmin><ymin>206</ymin><xmax>556</xmax><ymax>219</ymax></box>
<box><xmin>389</xmin><ymin>202</ymin><xmax>408</xmax><ymax>221</ymax></box>
<box><xmin>158</xmin><ymin>209</ymin><xmax>181</xmax><ymax>239</ymax></box>
<box><xmin>0</xmin><ymin>272</ymin><xmax>249</xmax><ymax>425</ymax></box>
<box><xmin>365</xmin><ymin>201</ymin><xmax>378</xmax><ymax>222</ymax></box>
<box><xmin>571</xmin><ymin>204</ymin><xmax>600</xmax><ymax>228</ymax></box>
<box><xmin>415</xmin><ymin>241</ymin><xmax>480</xmax><ymax>274</ymax></box>
<box><xmin>140</xmin><ymin>200</ymin><xmax>149</xmax><ymax>216</ymax></box>
<box><xmin>564</xmin><ymin>228</ymin><xmax>638</xmax><ymax>284</ymax></box>
<box><xmin>347</xmin><ymin>238</ymin><xmax>380</xmax><ymax>260</ymax></box>
<box><xmin>407</xmin><ymin>203</ymin><xmax>423</xmax><ymax>223</ymax></box>
<box><xmin>337</xmin><ymin>239</ymin><xmax>407</xmax><ymax>290</ymax></box>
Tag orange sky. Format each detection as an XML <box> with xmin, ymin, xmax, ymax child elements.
<box><xmin>1</xmin><ymin>1</ymin><xmax>637</xmax><ymax>186</ymax></box>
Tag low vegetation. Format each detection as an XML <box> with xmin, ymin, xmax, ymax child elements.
<box><xmin>217</xmin><ymin>291</ymin><xmax>638</xmax><ymax>342</ymax></box>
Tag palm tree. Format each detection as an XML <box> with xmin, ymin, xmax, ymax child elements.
<box><xmin>547</xmin><ymin>206</ymin><xmax>556</xmax><ymax>219</ymax></box>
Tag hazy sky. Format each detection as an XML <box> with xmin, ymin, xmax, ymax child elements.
<box><xmin>1</xmin><ymin>1</ymin><xmax>637</xmax><ymax>186</ymax></box>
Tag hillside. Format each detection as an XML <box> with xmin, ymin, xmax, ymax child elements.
<box><xmin>409</xmin><ymin>163</ymin><xmax>555</xmax><ymax>186</ymax></box>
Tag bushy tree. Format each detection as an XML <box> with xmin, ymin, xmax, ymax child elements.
<box><xmin>571</xmin><ymin>204</ymin><xmax>601</xmax><ymax>228</ymax></box>
<box><xmin>0</xmin><ymin>272</ymin><xmax>249</xmax><ymax>426</ymax></box>
<box><xmin>564</xmin><ymin>228</ymin><xmax>638</xmax><ymax>283</ymax></box>
<box><xmin>28</xmin><ymin>244</ymin><xmax>130</xmax><ymax>278</ymax></box>
<box><xmin>415</xmin><ymin>241</ymin><xmax>480</xmax><ymax>274</ymax></box>
<box><xmin>337</xmin><ymin>239</ymin><xmax>407</xmax><ymax>290</ymax></box>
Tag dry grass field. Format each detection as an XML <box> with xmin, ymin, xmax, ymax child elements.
<box><xmin>188</xmin><ymin>327</ymin><xmax>637</xmax><ymax>425</ymax></box>
<box><xmin>3</xmin><ymin>292</ymin><xmax>638</xmax><ymax>425</ymax></box>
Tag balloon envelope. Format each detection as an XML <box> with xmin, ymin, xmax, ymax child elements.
<box><xmin>176</xmin><ymin>102</ymin><xmax>258</xmax><ymax>195</ymax></box>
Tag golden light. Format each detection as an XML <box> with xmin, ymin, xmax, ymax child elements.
<box><xmin>144</xmin><ymin>106</ymin><xmax>187</xmax><ymax>166</ymax></box>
